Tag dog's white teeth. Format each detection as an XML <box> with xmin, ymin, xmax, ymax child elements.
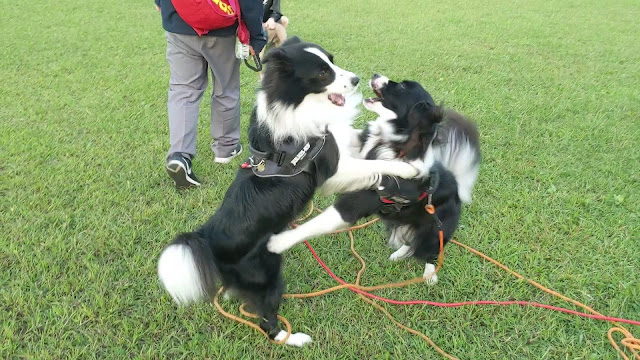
<box><xmin>377</xmin><ymin>186</ymin><xmax>385</xmax><ymax>191</ymax></box>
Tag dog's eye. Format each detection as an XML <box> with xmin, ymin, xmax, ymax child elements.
<box><xmin>398</xmin><ymin>83</ymin><xmax>406</xmax><ymax>90</ymax></box>
<box><xmin>318</xmin><ymin>69</ymin><xmax>328</xmax><ymax>77</ymax></box>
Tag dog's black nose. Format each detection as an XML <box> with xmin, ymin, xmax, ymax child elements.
<box><xmin>372</xmin><ymin>73</ymin><xmax>381</xmax><ymax>81</ymax></box>
<box><xmin>351</xmin><ymin>77</ymin><xmax>360</xmax><ymax>86</ymax></box>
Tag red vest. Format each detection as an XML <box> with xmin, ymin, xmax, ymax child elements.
<box><xmin>170</xmin><ymin>0</ymin><xmax>249</xmax><ymax>43</ymax></box>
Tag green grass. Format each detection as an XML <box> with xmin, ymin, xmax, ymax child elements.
<box><xmin>2</xmin><ymin>0</ymin><xmax>639</xmax><ymax>358</ymax></box>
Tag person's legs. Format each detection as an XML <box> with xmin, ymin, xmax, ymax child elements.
<box><xmin>199</xmin><ymin>35</ymin><xmax>242</xmax><ymax>162</ymax></box>
<box><xmin>166</xmin><ymin>32</ymin><xmax>208</xmax><ymax>160</ymax></box>
<box><xmin>165</xmin><ymin>32</ymin><xmax>208</xmax><ymax>187</ymax></box>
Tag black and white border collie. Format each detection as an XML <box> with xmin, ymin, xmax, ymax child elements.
<box><xmin>267</xmin><ymin>75</ymin><xmax>480</xmax><ymax>284</ymax></box>
<box><xmin>157</xmin><ymin>39</ymin><xmax>420</xmax><ymax>347</ymax></box>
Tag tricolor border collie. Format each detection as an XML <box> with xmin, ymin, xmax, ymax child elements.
<box><xmin>157</xmin><ymin>38</ymin><xmax>420</xmax><ymax>346</ymax></box>
<box><xmin>267</xmin><ymin>74</ymin><xmax>481</xmax><ymax>284</ymax></box>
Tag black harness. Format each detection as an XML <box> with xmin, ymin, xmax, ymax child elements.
<box><xmin>377</xmin><ymin>189</ymin><xmax>429</xmax><ymax>214</ymax></box>
<box><xmin>241</xmin><ymin>134</ymin><xmax>333</xmax><ymax>178</ymax></box>
<box><xmin>375</xmin><ymin>169</ymin><xmax>440</xmax><ymax>215</ymax></box>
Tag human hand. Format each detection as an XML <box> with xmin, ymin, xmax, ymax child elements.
<box><xmin>155</xmin><ymin>5</ymin><xmax>161</xmax><ymax>11</ymax></box>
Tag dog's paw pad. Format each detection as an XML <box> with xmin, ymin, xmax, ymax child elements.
<box><xmin>423</xmin><ymin>264</ymin><xmax>439</xmax><ymax>286</ymax></box>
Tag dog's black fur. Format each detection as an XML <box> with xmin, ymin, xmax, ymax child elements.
<box><xmin>168</xmin><ymin>122</ymin><xmax>339</xmax><ymax>337</ymax></box>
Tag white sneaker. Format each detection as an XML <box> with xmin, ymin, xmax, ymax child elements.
<box><xmin>214</xmin><ymin>144</ymin><xmax>243</xmax><ymax>164</ymax></box>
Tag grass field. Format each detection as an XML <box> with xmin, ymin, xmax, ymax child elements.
<box><xmin>2</xmin><ymin>0</ymin><xmax>639</xmax><ymax>358</ymax></box>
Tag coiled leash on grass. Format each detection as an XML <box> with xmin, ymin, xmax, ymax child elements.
<box><xmin>212</xmin><ymin>203</ymin><xmax>639</xmax><ymax>359</ymax></box>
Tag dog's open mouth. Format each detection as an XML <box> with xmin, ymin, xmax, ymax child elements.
<box><xmin>364</xmin><ymin>86</ymin><xmax>383</xmax><ymax>104</ymax></box>
<box><xmin>328</xmin><ymin>93</ymin><xmax>346</xmax><ymax>106</ymax></box>
<box><xmin>365</xmin><ymin>88</ymin><xmax>383</xmax><ymax>104</ymax></box>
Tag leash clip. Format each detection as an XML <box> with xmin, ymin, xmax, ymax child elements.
<box><xmin>241</xmin><ymin>157</ymin><xmax>266</xmax><ymax>172</ymax></box>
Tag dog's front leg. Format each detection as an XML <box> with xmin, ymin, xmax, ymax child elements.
<box><xmin>268</xmin><ymin>190</ymin><xmax>382</xmax><ymax>254</ymax></box>
<box><xmin>267</xmin><ymin>206</ymin><xmax>350</xmax><ymax>254</ymax></box>
<box><xmin>321</xmin><ymin>157</ymin><xmax>420</xmax><ymax>195</ymax></box>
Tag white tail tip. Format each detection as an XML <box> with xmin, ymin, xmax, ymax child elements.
<box><xmin>158</xmin><ymin>244</ymin><xmax>205</xmax><ymax>305</ymax></box>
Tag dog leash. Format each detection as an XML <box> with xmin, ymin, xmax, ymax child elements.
<box><xmin>212</xmin><ymin>203</ymin><xmax>640</xmax><ymax>359</ymax></box>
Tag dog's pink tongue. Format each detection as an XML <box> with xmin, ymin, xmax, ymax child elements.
<box><xmin>328</xmin><ymin>93</ymin><xmax>345</xmax><ymax>106</ymax></box>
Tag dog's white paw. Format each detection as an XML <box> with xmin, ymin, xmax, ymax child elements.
<box><xmin>423</xmin><ymin>263</ymin><xmax>439</xmax><ymax>286</ymax></box>
<box><xmin>275</xmin><ymin>331</ymin><xmax>313</xmax><ymax>347</ymax></box>
<box><xmin>392</xmin><ymin>161</ymin><xmax>420</xmax><ymax>179</ymax></box>
<box><xmin>222</xmin><ymin>289</ymin><xmax>235</xmax><ymax>301</ymax></box>
<box><xmin>266</xmin><ymin>234</ymin><xmax>293</xmax><ymax>254</ymax></box>
<box><xmin>409</xmin><ymin>159</ymin><xmax>426</xmax><ymax>177</ymax></box>
<box><xmin>389</xmin><ymin>245</ymin><xmax>413</xmax><ymax>261</ymax></box>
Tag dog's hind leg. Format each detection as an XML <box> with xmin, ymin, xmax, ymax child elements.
<box><xmin>389</xmin><ymin>245</ymin><xmax>414</xmax><ymax>261</ymax></box>
<box><xmin>388</xmin><ymin>225</ymin><xmax>415</xmax><ymax>261</ymax></box>
<box><xmin>422</xmin><ymin>263</ymin><xmax>438</xmax><ymax>285</ymax></box>
<box><xmin>254</xmin><ymin>274</ymin><xmax>312</xmax><ymax>347</ymax></box>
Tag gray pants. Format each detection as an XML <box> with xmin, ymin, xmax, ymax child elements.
<box><xmin>165</xmin><ymin>31</ymin><xmax>241</xmax><ymax>160</ymax></box>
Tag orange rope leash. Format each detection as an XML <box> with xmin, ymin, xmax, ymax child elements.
<box><xmin>347</xmin><ymin>229</ymin><xmax>457</xmax><ymax>360</ymax></box>
<box><xmin>341</xmin><ymin>229</ymin><xmax>458</xmax><ymax>359</ymax></box>
<box><xmin>450</xmin><ymin>239</ymin><xmax>640</xmax><ymax>360</ymax></box>
<box><xmin>211</xmin><ymin>202</ymin><xmax>637</xmax><ymax>359</ymax></box>
<box><xmin>211</xmin><ymin>200</ymin><xmax>452</xmax><ymax>356</ymax></box>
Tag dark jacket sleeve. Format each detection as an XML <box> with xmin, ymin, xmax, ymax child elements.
<box><xmin>266</xmin><ymin>0</ymin><xmax>282</xmax><ymax>22</ymax></box>
<box><xmin>239</xmin><ymin>0</ymin><xmax>267</xmax><ymax>53</ymax></box>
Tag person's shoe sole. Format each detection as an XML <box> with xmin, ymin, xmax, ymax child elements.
<box><xmin>166</xmin><ymin>160</ymin><xmax>201</xmax><ymax>188</ymax></box>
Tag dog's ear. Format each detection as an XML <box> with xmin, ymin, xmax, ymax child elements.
<box><xmin>262</xmin><ymin>46</ymin><xmax>288</xmax><ymax>65</ymax></box>
<box><xmin>280</xmin><ymin>36</ymin><xmax>303</xmax><ymax>48</ymax></box>
<box><xmin>408</xmin><ymin>101</ymin><xmax>443</xmax><ymax>127</ymax></box>
<box><xmin>407</xmin><ymin>101</ymin><xmax>430</xmax><ymax>127</ymax></box>
<box><xmin>327</xmin><ymin>52</ymin><xmax>334</xmax><ymax>63</ymax></box>
<box><xmin>408</xmin><ymin>101</ymin><xmax>430</xmax><ymax>117</ymax></box>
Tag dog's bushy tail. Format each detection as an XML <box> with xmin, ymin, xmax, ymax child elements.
<box><xmin>158</xmin><ymin>232</ymin><xmax>220</xmax><ymax>305</ymax></box>
<box><xmin>436</xmin><ymin>109</ymin><xmax>481</xmax><ymax>204</ymax></box>
<box><xmin>280</xmin><ymin>16</ymin><xmax>289</xmax><ymax>27</ymax></box>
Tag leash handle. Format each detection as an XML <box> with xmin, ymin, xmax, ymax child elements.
<box><xmin>245</xmin><ymin>47</ymin><xmax>262</xmax><ymax>72</ymax></box>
